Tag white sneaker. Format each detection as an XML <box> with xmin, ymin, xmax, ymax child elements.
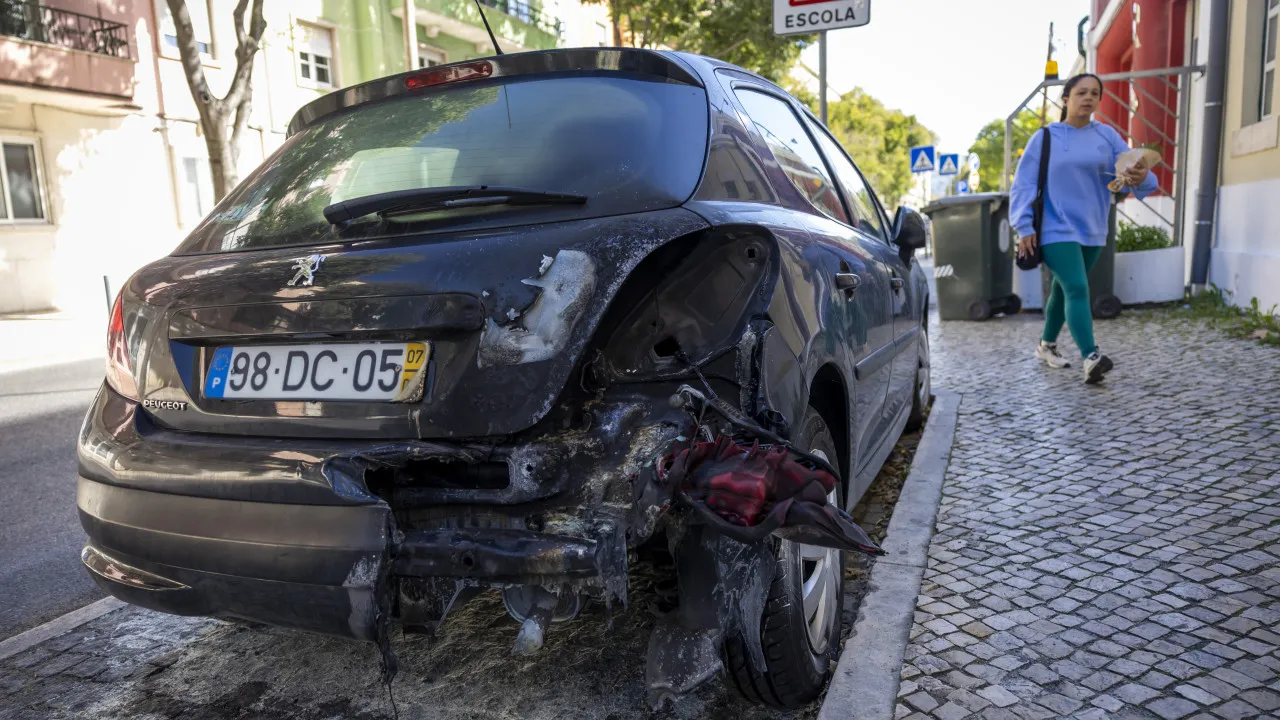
<box><xmin>1036</xmin><ymin>341</ymin><xmax>1072</xmax><ymax>368</ymax></box>
<box><xmin>1083</xmin><ymin>351</ymin><xmax>1113</xmax><ymax>384</ymax></box>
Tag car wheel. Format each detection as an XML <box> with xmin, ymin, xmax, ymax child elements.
<box><xmin>724</xmin><ymin>408</ymin><xmax>844</xmax><ymax>709</ymax></box>
<box><xmin>906</xmin><ymin>322</ymin><xmax>931</xmax><ymax>432</ymax></box>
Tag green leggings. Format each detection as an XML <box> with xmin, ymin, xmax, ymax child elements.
<box><xmin>1042</xmin><ymin>242</ymin><xmax>1102</xmax><ymax>358</ymax></box>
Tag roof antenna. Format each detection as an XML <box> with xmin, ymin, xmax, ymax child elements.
<box><xmin>472</xmin><ymin>0</ymin><xmax>504</xmax><ymax>55</ymax></box>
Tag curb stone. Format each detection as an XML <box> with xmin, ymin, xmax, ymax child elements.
<box><xmin>819</xmin><ymin>389</ymin><xmax>961</xmax><ymax>720</ymax></box>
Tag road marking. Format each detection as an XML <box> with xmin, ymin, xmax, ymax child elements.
<box><xmin>0</xmin><ymin>597</ymin><xmax>125</xmax><ymax>662</ymax></box>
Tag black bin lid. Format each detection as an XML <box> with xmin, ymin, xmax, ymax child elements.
<box><xmin>922</xmin><ymin>192</ymin><xmax>1008</xmax><ymax>215</ymax></box>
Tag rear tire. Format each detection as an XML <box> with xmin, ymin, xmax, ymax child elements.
<box><xmin>725</xmin><ymin>409</ymin><xmax>844</xmax><ymax>709</ymax></box>
<box><xmin>906</xmin><ymin>322</ymin><xmax>931</xmax><ymax>432</ymax></box>
<box><xmin>1004</xmin><ymin>294</ymin><xmax>1022</xmax><ymax>315</ymax></box>
<box><xmin>967</xmin><ymin>299</ymin><xmax>991</xmax><ymax>321</ymax></box>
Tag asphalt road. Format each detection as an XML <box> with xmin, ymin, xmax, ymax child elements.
<box><xmin>0</xmin><ymin>359</ymin><xmax>106</xmax><ymax>640</ymax></box>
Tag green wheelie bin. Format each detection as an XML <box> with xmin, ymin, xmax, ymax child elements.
<box><xmin>1040</xmin><ymin>197</ymin><xmax>1123</xmax><ymax>319</ymax></box>
<box><xmin>922</xmin><ymin>193</ymin><xmax>1021</xmax><ymax>321</ymax></box>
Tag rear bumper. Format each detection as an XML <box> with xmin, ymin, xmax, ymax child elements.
<box><xmin>76</xmin><ymin>385</ymin><xmax>685</xmax><ymax>639</ymax></box>
<box><xmin>77</xmin><ymin>476</ymin><xmax>391</xmax><ymax>640</ymax></box>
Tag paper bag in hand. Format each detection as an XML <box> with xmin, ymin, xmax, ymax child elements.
<box><xmin>1108</xmin><ymin>148</ymin><xmax>1160</xmax><ymax>192</ymax></box>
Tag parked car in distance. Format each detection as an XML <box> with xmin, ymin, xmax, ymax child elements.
<box><xmin>78</xmin><ymin>48</ymin><xmax>931</xmax><ymax>708</ymax></box>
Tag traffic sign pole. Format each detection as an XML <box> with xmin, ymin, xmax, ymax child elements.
<box><xmin>773</xmin><ymin>0</ymin><xmax>869</xmax><ymax>125</ymax></box>
<box><xmin>819</xmin><ymin>31</ymin><xmax>827</xmax><ymax>124</ymax></box>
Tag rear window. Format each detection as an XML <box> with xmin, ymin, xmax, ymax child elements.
<box><xmin>175</xmin><ymin>75</ymin><xmax>709</xmax><ymax>254</ymax></box>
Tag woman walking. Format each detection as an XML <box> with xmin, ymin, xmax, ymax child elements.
<box><xmin>1010</xmin><ymin>73</ymin><xmax>1157</xmax><ymax>383</ymax></box>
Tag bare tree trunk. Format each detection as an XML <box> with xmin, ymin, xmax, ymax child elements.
<box><xmin>201</xmin><ymin>115</ymin><xmax>235</xmax><ymax>199</ymax></box>
<box><xmin>229</xmin><ymin>94</ymin><xmax>253</xmax><ymax>177</ymax></box>
<box><xmin>166</xmin><ymin>0</ymin><xmax>266</xmax><ymax>201</ymax></box>
<box><xmin>610</xmin><ymin>2</ymin><xmax>623</xmax><ymax>45</ymax></box>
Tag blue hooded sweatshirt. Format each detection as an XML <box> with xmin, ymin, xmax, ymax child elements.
<box><xmin>1009</xmin><ymin>121</ymin><xmax>1158</xmax><ymax>247</ymax></box>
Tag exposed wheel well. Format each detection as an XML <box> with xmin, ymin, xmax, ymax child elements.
<box><xmin>807</xmin><ymin>364</ymin><xmax>850</xmax><ymax>494</ymax></box>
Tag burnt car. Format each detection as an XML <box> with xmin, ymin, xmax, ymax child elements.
<box><xmin>77</xmin><ymin>49</ymin><xmax>931</xmax><ymax>708</ymax></box>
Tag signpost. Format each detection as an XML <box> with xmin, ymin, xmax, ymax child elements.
<box><xmin>910</xmin><ymin>146</ymin><xmax>936</xmax><ymax>174</ymax></box>
<box><xmin>774</xmin><ymin>0</ymin><xmax>871</xmax><ymax>124</ymax></box>
<box><xmin>968</xmin><ymin>153</ymin><xmax>980</xmax><ymax>193</ymax></box>
<box><xmin>938</xmin><ymin>153</ymin><xmax>960</xmax><ymax>176</ymax></box>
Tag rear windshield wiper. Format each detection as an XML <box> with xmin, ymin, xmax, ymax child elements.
<box><xmin>323</xmin><ymin>185</ymin><xmax>587</xmax><ymax>224</ymax></box>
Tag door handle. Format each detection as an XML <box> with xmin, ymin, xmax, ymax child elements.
<box><xmin>835</xmin><ymin>273</ymin><xmax>861</xmax><ymax>294</ymax></box>
<box><xmin>890</xmin><ymin>277</ymin><xmax>905</xmax><ymax>291</ymax></box>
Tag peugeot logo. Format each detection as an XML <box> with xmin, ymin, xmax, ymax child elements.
<box><xmin>287</xmin><ymin>254</ymin><xmax>325</xmax><ymax>287</ymax></box>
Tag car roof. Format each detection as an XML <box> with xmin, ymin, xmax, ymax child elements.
<box><xmin>286</xmin><ymin>47</ymin><xmax>752</xmax><ymax>137</ymax></box>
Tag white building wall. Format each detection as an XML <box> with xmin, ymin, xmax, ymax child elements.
<box><xmin>554</xmin><ymin>0</ymin><xmax>612</xmax><ymax>48</ymax></box>
<box><xmin>0</xmin><ymin>2</ymin><xmax>341</xmax><ymax>314</ymax></box>
<box><xmin>1212</xmin><ymin>179</ymin><xmax>1280</xmax><ymax>310</ymax></box>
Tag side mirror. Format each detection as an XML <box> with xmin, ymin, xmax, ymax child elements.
<box><xmin>892</xmin><ymin>206</ymin><xmax>929</xmax><ymax>262</ymax></box>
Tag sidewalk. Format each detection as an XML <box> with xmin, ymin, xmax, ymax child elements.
<box><xmin>0</xmin><ymin>311</ymin><xmax>106</xmax><ymax>376</ymax></box>
<box><xmin>896</xmin><ymin>310</ymin><xmax>1280</xmax><ymax>719</ymax></box>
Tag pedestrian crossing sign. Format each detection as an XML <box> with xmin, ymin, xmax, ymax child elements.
<box><xmin>910</xmin><ymin>145</ymin><xmax>935</xmax><ymax>174</ymax></box>
<box><xmin>939</xmin><ymin>154</ymin><xmax>959</xmax><ymax>176</ymax></box>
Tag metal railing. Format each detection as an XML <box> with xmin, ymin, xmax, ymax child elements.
<box><xmin>477</xmin><ymin>0</ymin><xmax>563</xmax><ymax>38</ymax></box>
<box><xmin>0</xmin><ymin>0</ymin><xmax>129</xmax><ymax>58</ymax></box>
<box><xmin>1001</xmin><ymin>66</ymin><xmax>1204</xmax><ymax>246</ymax></box>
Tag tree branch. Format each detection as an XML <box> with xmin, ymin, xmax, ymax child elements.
<box><xmin>223</xmin><ymin>0</ymin><xmax>266</xmax><ymax>111</ymax></box>
<box><xmin>165</xmin><ymin>0</ymin><xmax>216</xmax><ymax>111</ymax></box>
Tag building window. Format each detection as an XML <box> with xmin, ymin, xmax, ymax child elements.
<box><xmin>1263</xmin><ymin>0</ymin><xmax>1279</xmax><ymax>117</ymax></box>
<box><xmin>418</xmin><ymin>45</ymin><xmax>447</xmax><ymax>68</ymax></box>
<box><xmin>161</xmin><ymin>0</ymin><xmax>213</xmax><ymax>56</ymax></box>
<box><xmin>296</xmin><ymin>23</ymin><xmax>335</xmax><ymax>88</ymax></box>
<box><xmin>0</xmin><ymin>140</ymin><xmax>47</xmax><ymax>223</ymax></box>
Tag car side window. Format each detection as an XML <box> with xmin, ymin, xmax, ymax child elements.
<box><xmin>733</xmin><ymin>88</ymin><xmax>849</xmax><ymax>224</ymax></box>
<box><xmin>805</xmin><ymin>119</ymin><xmax>888</xmax><ymax>241</ymax></box>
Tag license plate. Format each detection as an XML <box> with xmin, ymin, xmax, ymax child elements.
<box><xmin>203</xmin><ymin>342</ymin><xmax>429</xmax><ymax>401</ymax></box>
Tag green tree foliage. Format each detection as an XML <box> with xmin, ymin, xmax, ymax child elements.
<box><xmin>686</xmin><ymin>0</ymin><xmax>813</xmax><ymax>81</ymax></box>
<box><xmin>969</xmin><ymin>110</ymin><xmax>1045</xmax><ymax>192</ymax></box>
<box><xmin>586</xmin><ymin>0</ymin><xmax>812</xmax><ymax>81</ymax></box>
<box><xmin>788</xmin><ymin>85</ymin><xmax>935</xmax><ymax>208</ymax></box>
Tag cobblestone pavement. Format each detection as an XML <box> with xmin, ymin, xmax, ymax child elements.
<box><xmin>897</xmin><ymin>309</ymin><xmax>1280</xmax><ymax>720</ymax></box>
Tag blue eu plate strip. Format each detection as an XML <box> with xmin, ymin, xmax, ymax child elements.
<box><xmin>204</xmin><ymin>347</ymin><xmax>233</xmax><ymax>398</ymax></box>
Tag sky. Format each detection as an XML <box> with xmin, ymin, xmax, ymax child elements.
<box><xmin>798</xmin><ymin>0</ymin><xmax>1091</xmax><ymax>156</ymax></box>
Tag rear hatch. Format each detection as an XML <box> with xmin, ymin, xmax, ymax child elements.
<box><xmin>124</xmin><ymin>49</ymin><xmax>711</xmax><ymax>439</ymax></box>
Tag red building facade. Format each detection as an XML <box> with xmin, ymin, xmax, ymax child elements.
<box><xmin>1091</xmin><ymin>0</ymin><xmax>1188</xmax><ymax>193</ymax></box>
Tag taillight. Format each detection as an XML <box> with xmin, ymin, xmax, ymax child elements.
<box><xmin>105</xmin><ymin>290</ymin><xmax>138</xmax><ymax>401</ymax></box>
<box><xmin>403</xmin><ymin>61</ymin><xmax>493</xmax><ymax>90</ymax></box>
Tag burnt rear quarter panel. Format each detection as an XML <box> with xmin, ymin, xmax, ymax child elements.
<box><xmin>680</xmin><ymin>61</ymin><xmax>860</xmax><ymax>489</ymax></box>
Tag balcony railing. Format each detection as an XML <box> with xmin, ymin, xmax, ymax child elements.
<box><xmin>0</xmin><ymin>1</ymin><xmax>130</xmax><ymax>58</ymax></box>
<box><xmin>477</xmin><ymin>0</ymin><xmax>562</xmax><ymax>38</ymax></box>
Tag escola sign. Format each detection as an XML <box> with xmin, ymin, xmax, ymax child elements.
<box><xmin>774</xmin><ymin>0</ymin><xmax>871</xmax><ymax>36</ymax></box>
